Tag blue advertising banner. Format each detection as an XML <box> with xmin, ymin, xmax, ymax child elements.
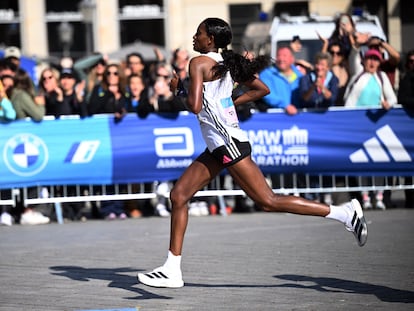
<box><xmin>0</xmin><ymin>108</ymin><xmax>413</xmax><ymax>189</ymax></box>
<box><xmin>109</xmin><ymin>113</ymin><xmax>204</xmax><ymax>183</ymax></box>
<box><xmin>243</xmin><ymin>109</ymin><xmax>414</xmax><ymax>175</ymax></box>
<box><xmin>0</xmin><ymin>117</ymin><xmax>112</xmax><ymax>189</ymax></box>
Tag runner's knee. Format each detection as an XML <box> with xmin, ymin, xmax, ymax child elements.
<box><xmin>170</xmin><ymin>187</ymin><xmax>189</xmax><ymax>207</ymax></box>
<box><xmin>259</xmin><ymin>194</ymin><xmax>284</xmax><ymax>212</ymax></box>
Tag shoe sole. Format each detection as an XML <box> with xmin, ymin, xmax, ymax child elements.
<box><xmin>350</xmin><ymin>199</ymin><xmax>368</xmax><ymax>247</ymax></box>
<box><xmin>137</xmin><ymin>272</ymin><xmax>184</xmax><ymax>288</ymax></box>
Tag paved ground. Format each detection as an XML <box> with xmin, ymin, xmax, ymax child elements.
<box><xmin>1</xmin><ymin>206</ymin><xmax>413</xmax><ymax>311</ymax></box>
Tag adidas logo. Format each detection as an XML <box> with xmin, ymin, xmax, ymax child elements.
<box><xmin>223</xmin><ymin>155</ymin><xmax>232</xmax><ymax>164</ymax></box>
<box><xmin>349</xmin><ymin>125</ymin><xmax>411</xmax><ymax>163</ymax></box>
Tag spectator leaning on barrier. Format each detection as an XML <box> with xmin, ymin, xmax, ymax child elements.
<box><xmin>125</xmin><ymin>73</ymin><xmax>149</xmax><ymax>115</ymax></box>
<box><xmin>39</xmin><ymin>67</ymin><xmax>64</xmax><ymax>118</ymax></box>
<box><xmin>11</xmin><ymin>68</ymin><xmax>45</xmax><ymax>122</ymax></box>
<box><xmin>258</xmin><ymin>45</ymin><xmax>303</xmax><ymax>115</ymax></box>
<box><xmin>88</xmin><ymin>62</ymin><xmax>128</xmax><ymax>121</ymax></box>
<box><xmin>365</xmin><ymin>36</ymin><xmax>400</xmax><ymax>90</ymax></box>
<box><xmin>7</xmin><ymin>70</ymin><xmax>49</xmax><ymax>225</ymax></box>
<box><xmin>299</xmin><ymin>51</ymin><xmax>339</xmax><ymax>108</ymax></box>
<box><xmin>344</xmin><ymin>49</ymin><xmax>397</xmax><ymax>109</ymax></box>
<box><xmin>58</xmin><ymin>67</ymin><xmax>88</xmax><ymax>118</ymax></box>
<box><xmin>344</xmin><ymin>48</ymin><xmax>397</xmax><ymax>210</ymax></box>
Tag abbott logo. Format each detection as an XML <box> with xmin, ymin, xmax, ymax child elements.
<box><xmin>154</xmin><ymin>127</ymin><xmax>194</xmax><ymax>157</ymax></box>
<box><xmin>349</xmin><ymin>125</ymin><xmax>411</xmax><ymax>163</ymax></box>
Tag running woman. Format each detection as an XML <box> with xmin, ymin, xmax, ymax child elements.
<box><xmin>138</xmin><ymin>17</ymin><xmax>367</xmax><ymax>288</ymax></box>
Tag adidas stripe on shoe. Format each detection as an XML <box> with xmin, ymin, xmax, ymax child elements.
<box><xmin>137</xmin><ymin>266</ymin><xmax>184</xmax><ymax>288</ymax></box>
<box><xmin>346</xmin><ymin>199</ymin><xmax>368</xmax><ymax>247</ymax></box>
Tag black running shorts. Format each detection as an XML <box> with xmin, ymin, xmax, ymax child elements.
<box><xmin>199</xmin><ymin>139</ymin><xmax>252</xmax><ymax>168</ymax></box>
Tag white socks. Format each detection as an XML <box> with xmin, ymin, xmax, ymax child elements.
<box><xmin>326</xmin><ymin>204</ymin><xmax>351</xmax><ymax>226</ymax></box>
<box><xmin>163</xmin><ymin>250</ymin><xmax>182</xmax><ymax>274</ymax></box>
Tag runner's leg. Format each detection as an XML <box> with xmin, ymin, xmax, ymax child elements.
<box><xmin>169</xmin><ymin>152</ymin><xmax>223</xmax><ymax>255</ymax></box>
<box><xmin>228</xmin><ymin>156</ymin><xmax>330</xmax><ymax>215</ymax></box>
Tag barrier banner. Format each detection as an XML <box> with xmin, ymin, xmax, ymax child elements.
<box><xmin>0</xmin><ymin>109</ymin><xmax>413</xmax><ymax>189</ymax></box>
<box><xmin>0</xmin><ymin>117</ymin><xmax>113</xmax><ymax>189</ymax></box>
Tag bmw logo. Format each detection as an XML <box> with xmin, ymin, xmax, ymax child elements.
<box><xmin>3</xmin><ymin>133</ymin><xmax>48</xmax><ymax>176</ymax></box>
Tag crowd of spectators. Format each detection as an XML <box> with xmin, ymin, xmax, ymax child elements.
<box><xmin>0</xmin><ymin>45</ymin><xmax>191</xmax><ymax>225</ymax></box>
<box><xmin>1</xmin><ymin>13</ymin><xmax>413</xmax><ymax>226</ymax></box>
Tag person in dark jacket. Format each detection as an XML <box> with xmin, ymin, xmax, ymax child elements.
<box><xmin>398</xmin><ymin>50</ymin><xmax>414</xmax><ymax>109</ymax></box>
<box><xmin>58</xmin><ymin>68</ymin><xmax>87</xmax><ymax>118</ymax></box>
<box><xmin>88</xmin><ymin>63</ymin><xmax>128</xmax><ymax>120</ymax></box>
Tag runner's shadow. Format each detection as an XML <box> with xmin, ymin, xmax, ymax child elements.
<box><xmin>49</xmin><ymin>265</ymin><xmax>172</xmax><ymax>300</ymax></box>
<box><xmin>274</xmin><ymin>274</ymin><xmax>414</xmax><ymax>303</ymax></box>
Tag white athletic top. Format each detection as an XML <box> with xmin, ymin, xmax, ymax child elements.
<box><xmin>197</xmin><ymin>52</ymin><xmax>249</xmax><ymax>152</ymax></box>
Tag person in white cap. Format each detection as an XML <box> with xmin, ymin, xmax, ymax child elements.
<box><xmin>4</xmin><ymin>46</ymin><xmax>21</xmax><ymax>68</ymax></box>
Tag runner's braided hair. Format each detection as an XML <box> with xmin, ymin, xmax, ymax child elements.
<box><xmin>202</xmin><ymin>18</ymin><xmax>269</xmax><ymax>83</ymax></box>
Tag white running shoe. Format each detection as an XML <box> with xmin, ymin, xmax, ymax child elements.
<box><xmin>198</xmin><ymin>201</ymin><xmax>210</xmax><ymax>216</ymax></box>
<box><xmin>188</xmin><ymin>202</ymin><xmax>201</xmax><ymax>216</ymax></box>
<box><xmin>156</xmin><ymin>203</ymin><xmax>170</xmax><ymax>217</ymax></box>
<box><xmin>345</xmin><ymin>199</ymin><xmax>368</xmax><ymax>247</ymax></box>
<box><xmin>20</xmin><ymin>210</ymin><xmax>50</xmax><ymax>225</ymax></box>
<box><xmin>137</xmin><ymin>266</ymin><xmax>184</xmax><ymax>288</ymax></box>
<box><xmin>363</xmin><ymin>200</ymin><xmax>373</xmax><ymax>210</ymax></box>
<box><xmin>1</xmin><ymin>212</ymin><xmax>13</xmax><ymax>226</ymax></box>
<box><xmin>375</xmin><ymin>200</ymin><xmax>386</xmax><ymax>210</ymax></box>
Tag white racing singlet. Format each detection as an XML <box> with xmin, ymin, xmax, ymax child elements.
<box><xmin>197</xmin><ymin>52</ymin><xmax>249</xmax><ymax>155</ymax></box>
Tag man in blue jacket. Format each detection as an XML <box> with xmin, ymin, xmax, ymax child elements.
<box><xmin>259</xmin><ymin>45</ymin><xmax>303</xmax><ymax>115</ymax></box>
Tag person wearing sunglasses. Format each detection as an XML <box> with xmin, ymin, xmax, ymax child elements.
<box><xmin>88</xmin><ymin>63</ymin><xmax>128</xmax><ymax>120</ymax></box>
<box><xmin>326</xmin><ymin>42</ymin><xmax>349</xmax><ymax>105</ymax></box>
<box><xmin>138</xmin><ymin>62</ymin><xmax>186</xmax><ymax>118</ymax></box>
<box><xmin>38</xmin><ymin>68</ymin><xmax>64</xmax><ymax>118</ymax></box>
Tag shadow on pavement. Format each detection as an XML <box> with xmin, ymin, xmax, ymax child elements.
<box><xmin>49</xmin><ymin>265</ymin><xmax>172</xmax><ymax>300</ymax></box>
<box><xmin>49</xmin><ymin>266</ymin><xmax>414</xmax><ymax>304</ymax></box>
<box><xmin>274</xmin><ymin>274</ymin><xmax>414</xmax><ymax>304</ymax></box>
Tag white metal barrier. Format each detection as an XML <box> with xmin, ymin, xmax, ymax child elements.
<box><xmin>2</xmin><ymin>173</ymin><xmax>412</xmax><ymax>208</ymax></box>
